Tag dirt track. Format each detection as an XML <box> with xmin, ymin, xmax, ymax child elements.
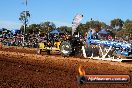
<box><xmin>0</xmin><ymin>46</ymin><xmax>132</xmax><ymax>88</ymax></box>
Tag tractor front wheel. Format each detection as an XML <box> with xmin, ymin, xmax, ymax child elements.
<box><xmin>60</xmin><ymin>41</ymin><xmax>72</xmax><ymax>57</ymax></box>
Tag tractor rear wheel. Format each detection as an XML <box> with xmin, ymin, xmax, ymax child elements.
<box><xmin>60</xmin><ymin>41</ymin><xmax>72</xmax><ymax>57</ymax></box>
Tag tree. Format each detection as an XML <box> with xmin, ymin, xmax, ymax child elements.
<box><xmin>110</xmin><ymin>18</ymin><xmax>124</xmax><ymax>31</ymax></box>
<box><xmin>19</xmin><ymin>11</ymin><xmax>30</xmax><ymax>34</ymax></box>
<box><xmin>77</xmin><ymin>23</ymin><xmax>87</xmax><ymax>36</ymax></box>
<box><xmin>100</xmin><ymin>22</ymin><xmax>107</xmax><ymax>29</ymax></box>
<box><xmin>58</xmin><ymin>26</ymin><xmax>72</xmax><ymax>34</ymax></box>
<box><xmin>28</xmin><ymin>24</ymin><xmax>41</xmax><ymax>34</ymax></box>
<box><xmin>116</xmin><ymin>19</ymin><xmax>132</xmax><ymax>36</ymax></box>
<box><xmin>86</xmin><ymin>20</ymin><xmax>102</xmax><ymax>28</ymax></box>
<box><xmin>19</xmin><ymin>11</ymin><xmax>30</xmax><ymax>24</ymax></box>
<box><xmin>123</xmin><ymin>19</ymin><xmax>132</xmax><ymax>34</ymax></box>
<box><xmin>40</xmin><ymin>21</ymin><xmax>56</xmax><ymax>34</ymax></box>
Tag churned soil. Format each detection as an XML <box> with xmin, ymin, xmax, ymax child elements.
<box><xmin>0</xmin><ymin>46</ymin><xmax>36</xmax><ymax>54</ymax></box>
<box><xmin>0</xmin><ymin>46</ymin><xmax>132</xmax><ymax>88</ymax></box>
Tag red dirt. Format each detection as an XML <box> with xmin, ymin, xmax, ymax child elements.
<box><xmin>0</xmin><ymin>46</ymin><xmax>132</xmax><ymax>88</ymax></box>
<box><xmin>0</xmin><ymin>46</ymin><xmax>36</xmax><ymax>54</ymax></box>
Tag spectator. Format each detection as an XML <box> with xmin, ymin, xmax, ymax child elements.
<box><xmin>108</xmin><ymin>35</ymin><xmax>112</xmax><ymax>40</ymax></box>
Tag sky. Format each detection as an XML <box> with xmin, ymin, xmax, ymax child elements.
<box><xmin>0</xmin><ymin>0</ymin><xmax>132</xmax><ymax>30</ymax></box>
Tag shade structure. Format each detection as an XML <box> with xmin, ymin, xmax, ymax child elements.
<box><xmin>50</xmin><ymin>29</ymin><xmax>64</xmax><ymax>34</ymax></box>
<box><xmin>98</xmin><ymin>29</ymin><xmax>109</xmax><ymax>35</ymax></box>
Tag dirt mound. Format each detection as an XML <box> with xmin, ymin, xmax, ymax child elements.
<box><xmin>0</xmin><ymin>46</ymin><xmax>132</xmax><ymax>88</ymax></box>
<box><xmin>0</xmin><ymin>46</ymin><xmax>36</xmax><ymax>54</ymax></box>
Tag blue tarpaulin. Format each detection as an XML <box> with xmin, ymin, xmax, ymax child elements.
<box><xmin>11</xmin><ymin>29</ymin><xmax>21</xmax><ymax>34</ymax></box>
<box><xmin>98</xmin><ymin>29</ymin><xmax>109</xmax><ymax>35</ymax></box>
<box><xmin>50</xmin><ymin>29</ymin><xmax>63</xmax><ymax>34</ymax></box>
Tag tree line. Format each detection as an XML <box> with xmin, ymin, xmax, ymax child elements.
<box><xmin>19</xmin><ymin>18</ymin><xmax>131</xmax><ymax>37</ymax></box>
<box><xmin>18</xmin><ymin>11</ymin><xmax>132</xmax><ymax>37</ymax></box>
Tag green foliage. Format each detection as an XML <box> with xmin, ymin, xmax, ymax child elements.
<box><xmin>28</xmin><ymin>24</ymin><xmax>40</xmax><ymax>34</ymax></box>
<box><xmin>19</xmin><ymin>11</ymin><xmax>30</xmax><ymax>35</ymax></box>
<box><xmin>124</xmin><ymin>19</ymin><xmax>132</xmax><ymax>34</ymax></box>
<box><xmin>20</xmin><ymin>21</ymin><xmax>56</xmax><ymax>35</ymax></box>
<box><xmin>110</xmin><ymin>18</ymin><xmax>124</xmax><ymax>31</ymax></box>
<box><xmin>117</xmin><ymin>19</ymin><xmax>132</xmax><ymax>36</ymax></box>
<box><xmin>40</xmin><ymin>21</ymin><xmax>56</xmax><ymax>34</ymax></box>
<box><xmin>18</xmin><ymin>17</ymin><xmax>131</xmax><ymax>37</ymax></box>
<box><xmin>77</xmin><ymin>23</ymin><xmax>88</xmax><ymax>36</ymax></box>
<box><xmin>57</xmin><ymin>26</ymin><xmax>72</xmax><ymax>34</ymax></box>
<box><xmin>19</xmin><ymin>11</ymin><xmax>30</xmax><ymax>24</ymax></box>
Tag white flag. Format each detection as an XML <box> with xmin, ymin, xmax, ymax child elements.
<box><xmin>72</xmin><ymin>13</ymin><xmax>83</xmax><ymax>35</ymax></box>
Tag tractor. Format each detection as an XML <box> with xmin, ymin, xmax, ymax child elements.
<box><xmin>59</xmin><ymin>14</ymin><xmax>132</xmax><ymax>62</ymax></box>
<box><xmin>59</xmin><ymin>14</ymin><xmax>85</xmax><ymax>57</ymax></box>
<box><xmin>37</xmin><ymin>13</ymin><xmax>132</xmax><ymax>62</ymax></box>
<box><xmin>37</xmin><ymin>29</ymin><xmax>68</xmax><ymax>54</ymax></box>
<box><xmin>60</xmin><ymin>32</ymin><xmax>84</xmax><ymax>57</ymax></box>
